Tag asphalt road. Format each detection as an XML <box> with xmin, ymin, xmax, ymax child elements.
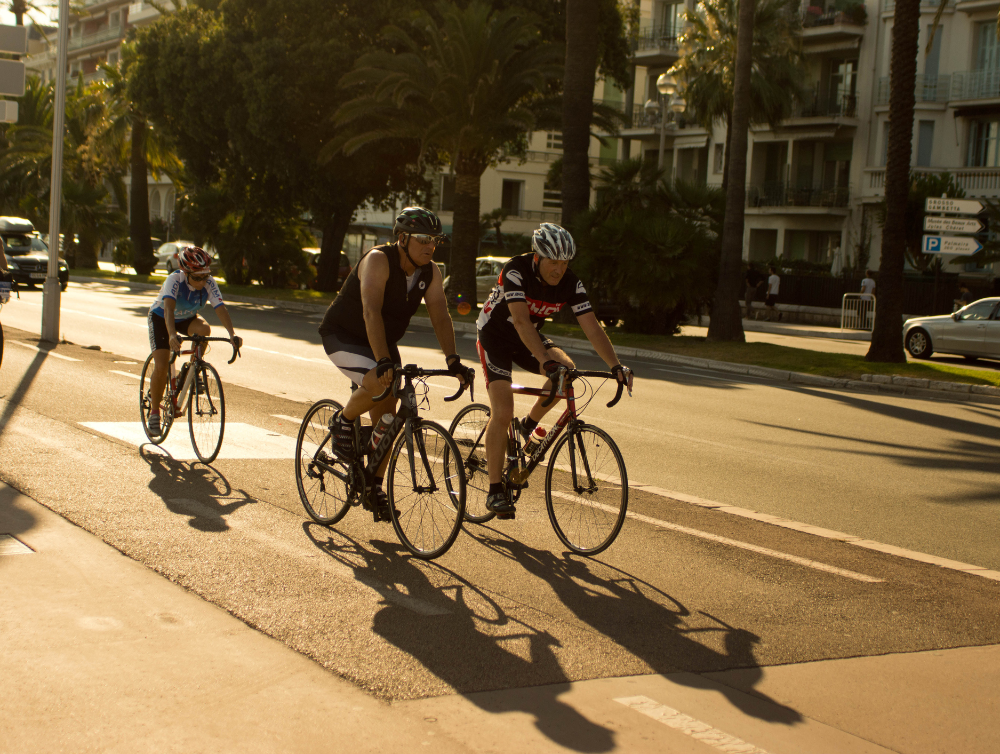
<box><xmin>2</xmin><ymin>281</ymin><xmax>999</xmax><ymax>752</ymax></box>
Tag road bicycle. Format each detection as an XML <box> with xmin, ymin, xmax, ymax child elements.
<box><xmin>295</xmin><ymin>364</ymin><xmax>472</xmax><ymax>560</ymax></box>
<box><xmin>139</xmin><ymin>334</ymin><xmax>241</xmax><ymax>463</ymax></box>
<box><xmin>449</xmin><ymin>368</ymin><xmax>629</xmax><ymax>556</ymax></box>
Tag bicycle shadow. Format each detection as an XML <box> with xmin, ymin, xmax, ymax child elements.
<box><xmin>140</xmin><ymin>446</ymin><xmax>253</xmax><ymax>531</ymax></box>
<box><xmin>303</xmin><ymin>522</ymin><xmax>615</xmax><ymax>753</ymax></box>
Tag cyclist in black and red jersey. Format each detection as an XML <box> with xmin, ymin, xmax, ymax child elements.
<box><xmin>476</xmin><ymin>222</ymin><xmax>634</xmax><ymax>515</ymax></box>
<box><xmin>318</xmin><ymin>206</ymin><xmax>474</xmax><ymax>516</ymax></box>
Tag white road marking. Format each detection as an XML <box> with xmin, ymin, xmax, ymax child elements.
<box><xmin>0</xmin><ymin>534</ymin><xmax>34</xmax><ymax>556</ymax></box>
<box><xmin>614</xmin><ymin>696</ymin><xmax>771</xmax><ymax>754</ymax></box>
<box><xmin>548</xmin><ymin>490</ymin><xmax>882</xmax><ymax>583</ymax></box>
<box><xmin>80</xmin><ymin>422</ymin><xmax>299</xmax><ymax>460</ymax></box>
<box><xmin>10</xmin><ymin>341</ymin><xmax>81</xmax><ymax>361</ymax></box>
<box><xmin>629</xmin><ymin>483</ymin><xmax>1000</xmax><ymax>582</ymax></box>
<box><xmin>111</xmin><ymin>370</ymin><xmax>140</xmax><ymax>380</ymax></box>
<box><xmin>240</xmin><ymin>344</ymin><xmax>329</xmax><ymax>363</ymax></box>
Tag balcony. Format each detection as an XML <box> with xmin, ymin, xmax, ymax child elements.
<box><xmin>631</xmin><ymin>23</ymin><xmax>681</xmax><ymax>66</ymax></box>
<box><xmin>876</xmin><ymin>74</ymin><xmax>951</xmax><ymax>106</ymax></box>
<box><xmin>800</xmin><ymin>7</ymin><xmax>867</xmax><ymax>45</ymax></box>
<box><xmin>790</xmin><ymin>90</ymin><xmax>860</xmax><ymax>120</ymax></box>
<box><xmin>128</xmin><ymin>2</ymin><xmax>175</xmax><ymax>24</ymax></box>
<box><xmin>67</xmin><ymin>24</ymin><xmax>123</xmax><ymax>52</ymax></box>
<box><xmin>747</xmin><ymin>181</ymin><xmax>851</xmax><ymax>210</ymax></box>
<box><xmin>863</xmin><ymin>167</ymin><xmax>1000</xmax><ymax>199</ymax></box>
<box><xmin>949</xmin><ymin>69</ymin><xmax>1000</xmax><ymax>102</ymax></box>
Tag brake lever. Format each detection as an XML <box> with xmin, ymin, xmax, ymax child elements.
<box><xmin>541</xmin><ymin>369</ymin><xmax>565</xmax><ymax>409</ymax></box>
<box><xmin>371</xmin><ymin>363</ymin><xmax>401</xmax><ymax>402</ymax></box>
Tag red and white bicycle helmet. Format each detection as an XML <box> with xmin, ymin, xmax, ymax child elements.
<box><xmin>178</xmin><ymin>246</ymin><xmax>212</xmax><ymax>275</ymax></box>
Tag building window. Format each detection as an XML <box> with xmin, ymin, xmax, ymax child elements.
<box><xmin>501</xmin><ymin>179</ymin><xmax>524</xmax><ymax>215</ymax></box>
<box><xmin>439</xmin><ymin>175</ymin><xmax>455</xmax><ymax>212</ymax></box>
<box><xmin>108</xmin><ymin>50</ymin><xmax>120</xmax><ymax>66</ymax></box>
<box><xmin>110</xmin><ymin>10</ymin><xmax>121</xmax><ymax>28</ymax></box>
<box><xmin>968</xmin><ymin>119</ymin><xmax>1000</xmax><ymax>167</ymax></box>
<box><xmin>546</xmin><ymin>132</ymin><xmax>562</xmax><ymax>150</ymax></box>
<box><xmin>880</xmin><ymin>121</ymin><xmax>889</xmax><ymax>166</ymax></box>
<box><xmin>916</xmin><ymin>121</ymin><xmax>934</xmax><ymax>167</ymax></box>
<box><xmin>543</xmin><ymin>178</ymin><xmax>562</xmax><ymax>210</ymax></box>
<box><xmin>828</xmin><ymin>59</ymin><xmax>858</xmax><ymax>116</ymax></box>
<box><xmin>713</xmin><ymin>144</ymin><xmax>724</xmax><ymax>173</ymax></box>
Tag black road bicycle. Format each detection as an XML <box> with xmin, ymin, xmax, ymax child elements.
<box><xmin>139</xmin><ymin>334</ymin><xmax>241</xmax><ymax>463</ymax></box>
<box><xmin>295</xmin><ymin>364</ymin><xmax>473</xmax><ymax>560</ymax></box>
<box><xmin>449</xmin><ymin>369</ymin><xmax>629</xmax><ymax>556</ymax></box>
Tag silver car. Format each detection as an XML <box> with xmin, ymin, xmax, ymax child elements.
<box><xmin>443</xmin><ymin>256</ymin><xmax>511</xmax><ymax>301</ymax></box>
<box><xmin>903</xmin><ymin>297</ymin><xmax>1000</xmax><ymax>361</ymax></box>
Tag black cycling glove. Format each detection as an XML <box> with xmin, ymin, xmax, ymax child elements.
<box><xmin>542</xmin><ymin>359</ymin><xmax>564</xmax><ymax>383</ymax></box>
<box><xmin>611</xmin><ymin>364</ymin><xmax>626</xmax><ymax>382</ymax></box>
<box><xmin>375</xmin><ymin>357</ymin><xmax>394</xmax><ymax>379</ymax></box>
<box><xmin>446</xmin><ymin>354</ymin><xmax>474</xmax><ymax>383</ymax></box>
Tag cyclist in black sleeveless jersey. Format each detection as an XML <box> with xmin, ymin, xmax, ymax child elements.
<box><xmin>476</xmin><ymin>223</ymin><xmax>634</xmax><ymax>515</ymax></box>
<box><xmin>318</xmin><ymin>207</ymin><xmax>474</xmax><ymax>513</ymax></box>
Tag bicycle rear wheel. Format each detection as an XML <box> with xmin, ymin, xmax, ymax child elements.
<box><xmin>295</xmin><ymin>399</ymin><xmax>354</xmax><ymax>525</ymax></box>
<box><xmin>544</xmin><ymin>424</ymin><xmax>628</xmax><ymax>556</ymax></box>
<box><xmin>188</xmin><ymin>362</ymin><xmax>225</xmax><ymax>463</ymax></box>
<box><xmin>139</xmin><ymin>353</ymin><xmax>174</xmax><ymax>443</ymax></box>
<box><xmin>446</xmin><ymin>403</ymin><xmax>494</xmax><ymax>523</ymax></box>
<box><xmin>387</xmin><ymin>420</ymin><xmax>466</xmax><ymax>559</ymax></box>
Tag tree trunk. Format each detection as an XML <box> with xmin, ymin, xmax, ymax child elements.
<box><xmin>452</xmin><ymin>161</ymin><xmax>484</xmax><ymax>308</ymax></box>
<box><xmin>866</xmin><ymin>0</ymin><xmax>918</xmax><ymax>363</ymax></box>
<box><xmin>316</xmin><ymin>208</ymin><xmax>352</xmax><ymax>292</ymax></box>
<box><xmin>707</xmin><ymin>0</ymin><xmax>754</xmax><ymax>342</ymax></box>
<box><xmin>561</xmin><ymin>0</ymin><xmax>599</xmax><ymax>228</ymax></box>
<box><xmin>129</xmin><ymin>118</ymin><xmax>156</xmax><ymax>275</ymax></box>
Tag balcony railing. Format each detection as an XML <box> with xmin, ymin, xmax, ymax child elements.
<box><xmin>792</xmin><ymin>91</ymin><xmax>859</xmax><ymax>118</ymax></box>
<box><xmin>950</xmin><ymin>69</ymin><xmax>1000</xmax><ymax>100</ymax></box>
<box><xmin>632</xmin><ymin>23</ymin><xmax>682</xmax><ymax>53</ymax></box>
<box><xmin>747</xmin><ymin>182</ymin><xmax>851</xmax><ymax>208</ymax></box>
<box><xmin>865</xmin><ymin>167</ymin><xmax>1000</xmax><ymax>194</ymax></box>
<box><xmin>876</xmin><ymin>74</ymin><xmax>951</xmax><ymax>106</ymax></box>
<box><xmin>802</xmin><ymin>9</ymin><xmax>866</xmax><ymax>28</ymax></box>
<box><xmin>68</xmin><ymin>25</ymin><xmax>123</xmax><ymax>51</ymax></box>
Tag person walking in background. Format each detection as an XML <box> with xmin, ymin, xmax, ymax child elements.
<box><xmin>744</xmin><ymin>262</ymin><xmax>765</xmax><ymax>320</ymax></box>
<box><xmin>765</xmin><ymin>265</ymin><xmax>781</xmax><ymax>322</ymax></box>
<box><xmin>859</xmin><ymin>269</ymin><xmax>876</xmax><ymax>329</ymax></box>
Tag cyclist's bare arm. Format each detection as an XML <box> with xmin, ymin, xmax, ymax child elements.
<box><xmin>508</xmin><ymin>300</ymin><xmax>552</xmax><ymax>366</ymax></box>
<box><xmin>163</xmin><ymin>298</ymin><xmax>180</xmax><ymax>352</ymax></box>
<box><xmin>359</xmin><ymin>250</ymin><xmax>393</xmax><ymax>373</ymax></box>
<box><xmin>214</xmin><ymin>304</ymin><xmax>239</xmax><ymax>343</ymax></box>
<box><xmin>423</xmin><ymin>262</ymin><xmax>458</xmax><ymax>357</ymax></box>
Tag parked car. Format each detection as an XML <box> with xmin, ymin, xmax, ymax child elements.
<box><xmin>0</xmin><ymin>216</ymin><xmax>69</xmax><ymax>291</ymax></box>
<box><xmin>154</xmin><ymin>241</ymin><xmax>221</xmax><ymax>275</ymax></box>
<box><xmin>903</xmin><ymin>297</ymin><xmax>1000</xmax><ymax>361</ymax></box>
<box><xmin>443</xmin><ymin>256</ymin><xmax>511</xmax><ymax>301</ymax></box>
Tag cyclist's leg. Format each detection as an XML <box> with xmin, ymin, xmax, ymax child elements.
<box><xmin>476</xmin><ymin>334</ymin><xmax>516</xmax><ymax>486</ymax></box>
<box><xmin>147</xmin><ymin>313</ymin><xmax>193</xmax><ymax>411</ymax></box>
<box><xmin>524</xmin><ymin>343</ymin><xmax>575</xmax><ymax>424</ymax></box>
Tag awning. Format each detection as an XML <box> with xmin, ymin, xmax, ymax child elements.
<box><xmin>804</xmin><ymin>39</ymin><xmax>861</xmax><ymax>55</ymax></box>
<box><xmin>673</xmin><ymin>134</ymin><xmax>709</xmax><ymax>149</ymax></box>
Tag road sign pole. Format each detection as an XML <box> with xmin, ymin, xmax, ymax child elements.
<box><xmin>42</xmin><ymin>0</ymin><xmax>70</xmax><ymax>344</ymax></box>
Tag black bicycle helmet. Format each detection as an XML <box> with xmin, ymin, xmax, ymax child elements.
<box><xmin>393</xmin><ymin>207</ymin><xmax>443</xmax><ymax>237</ymax></box>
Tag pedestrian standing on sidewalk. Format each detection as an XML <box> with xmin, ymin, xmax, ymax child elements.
<box><xmin>744</xmin><ymin>262</ymin><xmax>765</xmax><ymax>320</ymax></box>
<box><xmin>859</xmin><ymin>269</ymin><xmax>876</xmax><ymax>328</ymax></box>
<box><xmin>765</xmin><ymin>266</ymin><xmax>781</xmax><ymax>322</ymax></box>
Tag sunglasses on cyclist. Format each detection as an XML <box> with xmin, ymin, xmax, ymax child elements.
<box><xmin>189</xmin><ymin>273</ymin><xmax>211</xmax><ymax>282</ymax></box>
<box><xmin>410</xmin><ymin>234</ymin><xmax>443</xmax><ymax>246</ymax></box>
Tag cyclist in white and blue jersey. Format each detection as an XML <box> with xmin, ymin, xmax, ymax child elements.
<box><xmin>146</xmin><ymin>246</ymin><xmax>241</xmax><ymax>435</ymax></box>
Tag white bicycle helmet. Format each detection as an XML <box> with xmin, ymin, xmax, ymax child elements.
<box><xmin>531</xmin><ymin>222</ymin><xmax>576</xmax><ymax>261</ymax></box>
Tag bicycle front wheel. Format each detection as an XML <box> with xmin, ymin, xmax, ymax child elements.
<box><xmin>387</xmin><ymin>421</ymin><xmax>466</xmax><ymax>559</ymax></box>
<box><xmin>295</xmin><ymin>399</ymin><xmax>353</xmax><ymax>526</ymax></box>
<box><xmin>139</xmin><ymin>353</ymin><xmax>174</xmax><ymax>443</ymax></box>
<box><xmin>446</xmin><ymin>403</ymin><xmax>494</xmax><ymax>523</ymax></box>
<box><xmin>545</xmin><ymin>424</ymin><xmax>628</xmax><ymax>556</ymax></box>
<box><xmin>188</xmin><ymin>362</ymin><xmax>225</xmax><ymax>463</ymax></box>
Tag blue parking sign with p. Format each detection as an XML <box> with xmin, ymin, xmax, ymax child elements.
<box><xmin>924</xmin><ymin>236</ymin><xmax>941</xmax><ymax>253</ymax></box>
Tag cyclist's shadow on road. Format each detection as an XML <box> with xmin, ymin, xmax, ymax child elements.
<box><xmin>140</xmin><ymin>446</ymin><xmax>252</xmax><ymax>531</ymax></box>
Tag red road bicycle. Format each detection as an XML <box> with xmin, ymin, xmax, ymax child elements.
<box><xmin>449</xmin><ymin>369</ymin><xmax>630</xmax><ymax>556</ymax></box>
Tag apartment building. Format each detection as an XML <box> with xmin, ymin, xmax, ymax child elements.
<box><xmin>24</xmin><ymin>1</ymin><xmax>183</xmax><ymax>229</ymax></box>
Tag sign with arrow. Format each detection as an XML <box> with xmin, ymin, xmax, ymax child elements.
<box><xmin>923</xmin><ymin>216</ymin><xmax>984</xmax><ymax>233</ymax></box>
<box><xmin>924</xmin><ymin>197</ymin><xmax>984</xmax><ymax>215</ymax></box>
<box><xmin>922</xmin><ymin>235</ymin><xmax>983</xmax><ymax>255</ymax></box>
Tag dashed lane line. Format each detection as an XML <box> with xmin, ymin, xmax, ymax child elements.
<box><xmin>614</xmin><ymin>696</ymin><xmax>772</xmax><ymax>754</ymax></box>
<box><xmin>10</xmin><ymin>341</ymin><xmax>81</xmax><ymax>361</ymax></box>
<box><xmin>548</xmin><ymin>490</ymin><xmax>883</xmax><ymax>584</ymax></box>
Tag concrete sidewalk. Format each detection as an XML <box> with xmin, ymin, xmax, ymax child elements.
<box><xmin>4</xmin><ymin>482</ymin><xmax>1000</xmax><ymax>753</ymax></box>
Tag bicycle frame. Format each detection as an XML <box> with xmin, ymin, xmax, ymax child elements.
<box><xmin>506</xmin><ymin>381</ymin><xmax>580</xmax><ymax>485</ymax></box>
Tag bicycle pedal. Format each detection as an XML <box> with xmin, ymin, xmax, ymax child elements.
<box><xmin>496</xmin><ymin>511</ymin><xmax>515</xmax><ymax>520</ymax></box>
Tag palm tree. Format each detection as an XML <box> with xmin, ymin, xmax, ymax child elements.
<box><xmin>867</xmin><ymin>0</ymin><xmax>920</xmax><ymax>363</ymax></box>
<box><xmin>86</xmin><ymin>47</ymin><xmax>181</xmax><ymax>275</ymax></box>
<box><xmin>561</xmin><ymin>0</ymin><xmax>599</xmax><ymax>228</ymax></box>
<box><xmin>331</xmin><ymin>1</ymin><xmax>561</xmax><ymax>306</ymax></box>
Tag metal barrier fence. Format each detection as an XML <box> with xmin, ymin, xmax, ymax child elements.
<box><xmin>841</xmin><ymin>293</ymin><xmax>875</xmax><ymax>331</ymax></box>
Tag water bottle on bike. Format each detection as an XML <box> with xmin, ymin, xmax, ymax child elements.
<box><xmin>522</xmin><ymin>426</ymin><xmax>546</xmax><ymax>458</ymax></box>
<box><xmin>369</xmin><ymin>413</ymin><xmax>394</xmax><ymax>453</ymax></box>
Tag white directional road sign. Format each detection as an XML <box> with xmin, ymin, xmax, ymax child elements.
<box><xmin>0</xmin><ymin>100</ymin><xmax>17</xmax><ymax>123</ymax></box>
<box><xmin>922</xmin><ymin>235</ymin><xmax>983</xmax><ymax>255</ymax></box>
<box><xmin>923</xmin><ymin>216</ymin><xmax>984</xmax><ymax>233</ymax></box>
<box><xmin>0</xmin><ymin>24</ymin><xmax>28</xmax><ymax>54</ymax></box>
<box><xmin>924</xmin><ymin>197</ymin><xmax>984</xmax><ymax>215</ymax></box>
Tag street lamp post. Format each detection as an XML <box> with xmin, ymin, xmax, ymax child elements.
<box><xmin>643</xmin><ymin>73</ymin><xmax>686</xmax><ymax>172</ymax></box>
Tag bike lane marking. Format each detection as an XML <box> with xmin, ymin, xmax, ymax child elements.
<box><xmin>614</xmin><ymin>695</ymin><xmax>772</xmax><ymax>754</ymax></box>
<box><xmin>548</xmin><ymin>490</ymin><xmax>882</xmax><ymax>584</ymax></box>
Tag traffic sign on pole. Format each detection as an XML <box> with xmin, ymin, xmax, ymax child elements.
<box><xmin>0</xmin><ymin>24</ymin><xmax>28</xmax><ymax>54</ymax></box>
<box><xmin>0</xmin><ymin>58</ymin><xmax>25</xmax><ymax>97</ymax></box>
<box><xmin>924</xmin><ymin>197</ymin><xmax>984</xmax><ymax>215</ymax></box>
<box><xmin>923</xmin><ymin>216</ymin><xmax>984</xmax><ymax>233</ymax></box>
<box><xmin>922</xmin><ymin>235</ymin><xmax>983</xmax><ymax>255</ymax></box>
<box><xmin>0</xmin><ymin>99</ymin><xmax>17</xmax><ymax>123</ymax></box>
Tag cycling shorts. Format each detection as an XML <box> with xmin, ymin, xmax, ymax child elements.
<box><xmin>476</xmin><ymin>326</ymin><xmax>554</xmax><ymax>387</ymax></box>
<box><xmin>148</xmin><ymin>312</ymin><xmax>196</xmax><ymax>352</ymax></box>
<box><xmin>322</xmin><ymin>331</ymin><xmax>401</xmax><ymax>387</ymax></box>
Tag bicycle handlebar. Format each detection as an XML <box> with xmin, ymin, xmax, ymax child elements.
<box><xmin>371</xmin><ymin>363</ymin><xmax>475</xmax><ymax>404</ymax></box>
<box><xmin>540</xmin><ymin>368</ymin><xmax>628</xmax><ymax>409</ymax></box>
<box><xmin>173</xmin><ymin>334</ymin><xmax>242</xmax><ymax>365</ymax></box>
